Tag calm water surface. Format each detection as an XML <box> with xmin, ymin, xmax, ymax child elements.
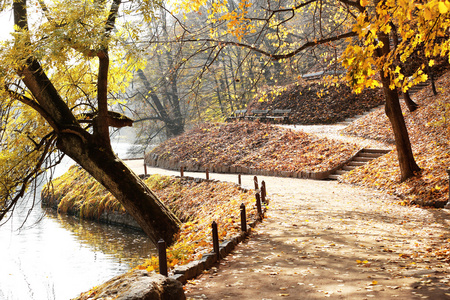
<box><xmin>0</xmin><ymin>139</ymin><xmax>156</xmax><ymax>300</ymax></box>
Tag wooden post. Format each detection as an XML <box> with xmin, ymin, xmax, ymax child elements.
<box><xmin>445</xmin><ymin>170</ymin><xmax>450</xmax><ymax>209</ymax></box>
<box><xmin>444</xmin><ymin>169</ymin><xmax>450</xmax><ymax>209</ymax></box>
<box><xmin>180</xmin><ymin>166</ymin><xmax>184</xmax><ymax>177</ymax></box>
<box><xmin>158</xmin><ymin>239</ymin><xmax>168</xmax><ymax>276</ymax></box>
<box><xmin>212</xmin><ymin>221</ymin><xmax>220</xmax><ymax>261</ymax></box>
<box><xmin>261</xmin><ymin>180</ymin><xmax>266</xmax><ymax>203</ymax></box>
<box><xmin>144</xmin><ymin>163</ymin><xmax>147</xmax><ymax>176</ymax></box>
<box><xmin>238</xmin><ymin>174</ymin><xmax>242</xmax><ymax>185</ymax></box>
<box><xmin>254</xmin><ymin>176</ymin><xmax>258</xmax><ymax>190</ymax></box>
<box><xmin>256</xmin><ymin>193</ymin><xmax>262</xmax><ymax>218</ymax></box>
<box><xmin>240</xmin><ymin>203</ymin><xmax>247</xmax><ymax>232</ymax></box>
<box><xmin>206</xmin><ymin>168</ymin><xmax>209</xmax><ymax>180</ymax></box>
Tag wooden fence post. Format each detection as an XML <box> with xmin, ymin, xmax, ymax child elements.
<box><xmin>212</xmin><ymin>221</ymin><xmax>220</xmax><ymax>261</ymax></box>
<box><xmin>256</xmin><ymin>193</ymin><xmax>262</xmax><ymax>218</ymax></box>
<box><xmin>254</xmin><ymin>176</ymin><xmax>258</xmax><ymax>190</ymax></box>
<box><xmin>158</xmin><ymin>239</ymin><xmax>168</xmax><ymax>276</ymax></box>
<box><xmin>261</xmin><ymin>180</ymin><xmax>266</xmax><ymax>203</ymax></box>
<box><xmin>240</xmin><ymin>203</ymin><xmax>247</xmax><ymax>232</ymax></box>
<box><xmin>445</xmin><ymin>170</ymin><xmax>450</xmax><ymax>208</ymax></box>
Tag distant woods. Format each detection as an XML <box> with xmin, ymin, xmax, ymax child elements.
<box><xmin>125</xmin><ymin>2</ymin><xmax>342</xmax><ymax>144</ymax></box>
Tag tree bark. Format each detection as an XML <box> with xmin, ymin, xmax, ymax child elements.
<box><xmin>57</xmin><ymin>134</ymin><xmax>180</xmax><ymax>245</ymax></box>
<box><xmin>380</xmin><ymin>76</ymin><xmax>421</xmax><ymax>181</ymax></box>
<box><xmin>375</xmin><ymin>5</ymin><xmax>421</xmax><ymax>181</ymax></box>
<box><xmin>402</xmin><ymin>91</ymin><xmax>419</xmax><ymax>112</ymax></box>
<box><xmin>13</xmin><ymin>0</ymin><xmax>180</xmax><ymax>245</ymax></box>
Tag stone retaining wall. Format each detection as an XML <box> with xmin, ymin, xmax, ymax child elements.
<box><xmin>145</xmin><ymin>149</ymin><xmax>362</xmax><ymax>180</ymax></box>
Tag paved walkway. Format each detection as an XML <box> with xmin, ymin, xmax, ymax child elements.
<box><xmin>123</xmin><ymin>120</ymin><xmax>447</xmax><ymax>299</ymax></box>
<box><xmin>125</xmin><ymin>163</ymin><xmax>450</xmax><ymax>299</ymax></box>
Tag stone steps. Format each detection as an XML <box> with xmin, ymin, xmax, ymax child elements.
<box><xmin>327</xmin><ymin>148</ymin><xmax>391</xmax><ymax>180</ymax></box>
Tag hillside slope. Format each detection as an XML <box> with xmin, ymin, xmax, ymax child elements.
<box><xmin>341</xmin><ymin>72</ymin><xmax>450</xmax><ymax>207</ymax></box>
<box><xmin>247</xmin><ymin>81</ymin><xmax>385</xmax><ymax>124</ymax></box>
<box><xmin>147</xmin><ymin>122</ymin><xmax>359</xmax><ymax>174</ymax></box>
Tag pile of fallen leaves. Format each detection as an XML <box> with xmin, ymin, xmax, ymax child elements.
<box><xmin>341</xmin><ymin>72</ymin><xmax>450</xmax><ymax>207</ymax></box>
<box><xmin>42</xmin><ymin>166</ymin><xmax>258</xmax><ymax>271</ymax></box>
<box><xmin>247</xmin><ymin>81</ymin><xmax>385</xmax><ymax>124</ymax></box>
<box><xmin>149</xmin><ymin>121</ymin><xmax>359</xmax><ymax>173</ymax></box>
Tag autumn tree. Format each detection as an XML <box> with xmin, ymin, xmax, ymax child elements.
<box><xmin>128</xmin><ymin>2</ymin><xmax>281</xmax><ymax>138</ymax></box>
<box><xmin>129</xmin><ymin>8</ymin><xmax>185</xmax><ymax>141</ymax></box>
<box><xmin>0</xmin><ymin>0</ymin><xmax>181</xmax><ymax>245</ymax></box>
<box><xmin>166</xmin><ymin>0</ymin><xmax>450</xmax><ymax>181</ymax></box>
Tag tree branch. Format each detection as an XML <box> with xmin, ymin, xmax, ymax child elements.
<box><xmin>5</xmin><ymin>87</ymin><xmax>59</xmax><ymax>131</ymax></box>
<box><xmin>95</xmin><ymin>0</ymin><xmax>122</xmax><ymax>145</ymax></box>
<box><xmin>182</xmin><ymin>30</ymin><xmax>357</xmax><ymax>61</ymax></box>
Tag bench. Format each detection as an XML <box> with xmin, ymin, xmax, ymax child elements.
<box><xmin>246</xmin><ymin>109</ymin><xmax>269</xmax><ymax>121</ymax></box>
<box><xmin>266</xmin><ymin>109</ymin><xmax>291</xmax><ymax>123</ymax></box>
<box><xmin>225</xmin><ymin>109</ymin><xmax>247</xmax><ymax>122</ymax></box>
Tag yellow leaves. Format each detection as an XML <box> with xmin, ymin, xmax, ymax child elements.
<box><xmin>356</xmin><ymin>259</ymin><xmax>369</xmax><ymax>264</ymax></box>
<box><xmin>439</xmin><ymin>1</ymin><xmax>450</xmax><ymax>14</ymax></box>
<box><xmin>343</xmin><ymin>0</ymin><xmax>450</xmax><ymax>96</ymax></box>
<box><xmin>424</xmin><ymin>6</ymin><xmax>433</xmax><ymax>20</ymax></box>
<box><xmin>422</xmin><ymin>0</ymin><xmax>450</xmax><ymax>20</ymax></box>
<box><xmin>218</xmin><ymin>0</ymin><xmax>252</xmax><ymax>41</ymax></box>
<box><xmin>360</xmin><ymin>0</ymin><xmax>369</xmax><ymax>7</ymax></box>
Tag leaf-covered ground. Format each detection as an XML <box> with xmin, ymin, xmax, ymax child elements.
<box><xmin>42</xmin><ymin>167</ymin><xmax>258</xmax><ymax>271</ymax></box>
<box><xmin>151</xmin><ymin>70</ymin><xmax>450</xmax><ymax>207</ymax></box>
<box><xmin>247</xmin><ymin>81</ymin><xmax>385</xmax><ymax>124</ymax></box>
<box><xmin>149</xmin><ymin>122</ymin><xmax>359</xmax><ymax>173</ymax></box>
<box><xmin>341</xmin><ymin>72</ymin><xmax>450</xmax><ymax>207</ymax></box>
<box><xmin>185</xmin><ymin>175</ymin><xmax>450</xmax><ymax>299</ymax></box>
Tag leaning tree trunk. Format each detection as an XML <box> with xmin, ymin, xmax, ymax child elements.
<box><xmin>402</xmin><ymin>91</ymin><xmax>419</xmax><ymax>112</ymax></box>
<box><xmin>376</xmin><ymin>18</ymin><xmax>421</xmax><ymax>181</ymax></box>
<box><xmin>13</xmin><ymin>0</ymin><xmax>180</xmax><ymax>246</ymax></box>
<box><xmin>57</xmin><ymin>133</ymin><xmax>181</xmax><ymax>245</ymax></box>
<box><xmin>380</xmin><ymin>78</ymin><xmax>421</xmax><ymax>181</ymax></box>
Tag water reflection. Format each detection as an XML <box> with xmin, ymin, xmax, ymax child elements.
<box><xmin>45</xmin><ymin>209</ymin><xmax>155</xmax><ymax>267</ymax></box>
<box><xmin>0</xmin><ymin>195</ymin><xmax>155</xmax><ymax>300</ymax></box>
<box><xmin>0</xmin><ymin>134</ymin><xmax>155</xmax><ymax>299</ymax></box>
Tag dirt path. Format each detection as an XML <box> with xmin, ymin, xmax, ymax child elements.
<box><xmin>279</xmin><ymin>124</ymin><xmax>392</xmax><ymax>150</ymax></box>
<box><xmin>124</xmin><ymin>163</ymin><xmax>450</xmax><ymax>299</ymax></box>
<box><xmin>181</xmin><ymin>174</ymin><xmax>450</xmax><ymax>299</ymax></box>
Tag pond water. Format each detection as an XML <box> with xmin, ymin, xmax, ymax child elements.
<box><xmin>0</xmin><ymin>137</ymin><xmax>156</xmax><ymax>300</ymax></box>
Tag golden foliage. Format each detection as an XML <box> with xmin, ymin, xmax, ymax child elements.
<box><xmin>42</xmin><ymin>166</ymin><xmax>259</xmax><ymax>270</ymax></box>
<box><xmin>341</xmin><ymin>71</ymin><xmax>450</xmax><ymax>207</ymax></box>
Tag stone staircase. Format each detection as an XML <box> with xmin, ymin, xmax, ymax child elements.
<box><xmin>328</xmin><ymin>148</ymin><xmax>391</xmax><ymax>180</ymax></box>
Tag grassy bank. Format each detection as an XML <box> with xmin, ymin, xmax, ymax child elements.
<box><xmin>42</xmin><ymin>166</ymin><xmax>259</xmax><ymax>270</ymax></box>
